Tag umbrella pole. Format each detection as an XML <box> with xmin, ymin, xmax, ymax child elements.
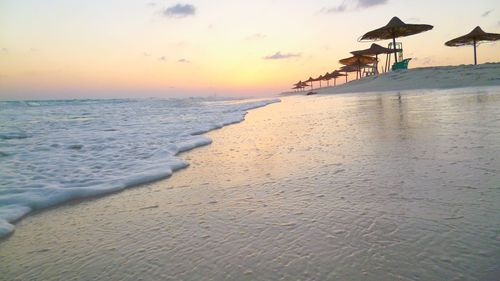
<box><xmin>358</xmin><ymin>61</ymin><xmax>361</xmax><ymax>79</ymax></box>
<box><xmin>345</xmin><ymin>72</ymin><xmax>348</xmax><ymax>83</ymax></box>
<box><xmin>473</xmin><ymin>38</ymin><xmax>477</xmax><ymax>65</ymax></box>
<box><xmin>392</xmin><ymin>32</ymin><xmax>398</xmax><ymax>63</ymax></box>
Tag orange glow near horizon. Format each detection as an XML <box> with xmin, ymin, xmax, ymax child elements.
<box><xmin>1</xmin><ymin>0</ymin><xmax>499</xmax><ymax>99</ymax></box>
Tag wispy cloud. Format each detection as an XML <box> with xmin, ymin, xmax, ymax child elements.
<box><xmin>164</xmin><ymin>4</ymin><xmax>196</xmax><ymax>18</ymax></box>
<box><xmin>324</xmin><ymin>2</ymin><xmax>347</xmax><ymax>13</ymax></box>
<box><xmin>322</xmin><ymin>0</ymin><xmax>388</xmax><ymax>13</ymax></box>
<box><xmin>481</xmin><ymin>9</ymin><xmax>493</xmax><ymax>17</ymax></box>
<box><xmin>1</xmin><ymin>48</ymin><xmax>7</xmax><ymax>53</ymax></box>
<box><xmin>159</xmin><ymin>56</ymin><xmax>166</xmax><ymax>61</ymax></box>
<box><xmin>178</xmin><ymin>58</ymin><xmax>190</xmax><ymax>63</ymax></box>
<box><xmin>146</xmin><ymin>2</ymin><xmax>157</xmax><ymax>7</ymax></box>
<box><xmin>357</xmin><ymin>0</ymin><xmax>388</xmax><ymax>8</ymax></box>
<box><xmin>246</xmin><ymin>33</ymin><xmax>267</xmax><ymax>41</ymax></box>
<box><xmin>414</xmin><ymin>56</ymin><xmax>435</xmax><ymax>66</ymax></box>
<box><xmin>264</xmin><ymin>52</ymin><xmax>301</xmax><ymax>60</ymax></box>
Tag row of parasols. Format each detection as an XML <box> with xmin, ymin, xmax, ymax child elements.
<box><xmin>292</xmin><ymin>17</ymin><xmax>500</xmax><ymax>92</ymax></box>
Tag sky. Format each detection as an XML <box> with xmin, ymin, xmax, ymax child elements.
<box><xmin>1</xmin><ymin>0</ymin><xmax>499</xmax><ymax>99</ymax></box>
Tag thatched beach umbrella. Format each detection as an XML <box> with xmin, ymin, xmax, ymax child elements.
<box><xmin>351</xmin><ymin>43</ymin><xmax>401</xmax><ymax>73</ymax></box>
<box><xmin>293</xmin><ymin>81</ymin><xmax>301</xmax><ymax>90</ymax></box>
<box><xmin>339</xmin><ymin>55</ymin><xmax>377</xmax><ymax>79</ymax></box>
<box><xmin>305</xmin><ymin>77</ymin><xmax>315</xmax><ymax>90</ymax></box>
<box><xmin>339</xmin><ymin>65</ymin><xmax>360</xmax><ymax>83</ymax></box>
<box><xmin>329</xmin><ymin>71</ymin><xmax>347</xmax><ymax>86</ymax></box>
<box><xmin>445</xmin><ymin>26</ymin><xmax>500</xmax><ymax>65</ymax></box>
<box><xmin>360</xmin><ymin>17</ymin><xmax>433</xmax><ymax>63</ymax></box>
<box><xmin>292</xmin><ymin>81</ymin><xmax>310</xmax><ymax>91</ymax></box>
<box><xmin>315</xmin><ymin>75</ymin><xmax>325</xmax><ymax>88</ymax></box>
<box><xmin>293</xmin><ymin>81</ymin><xmax>304</xmax><ymax>92</ymax></box>
<box><xmin>351</xmin><ymin>43</ymin><xmax>399</xmax><ymax>57</ymax></box>
<box><xmin>323</xmin><ymin>72</ymin><xmax>332</xmax><ymax>87</ymax></box>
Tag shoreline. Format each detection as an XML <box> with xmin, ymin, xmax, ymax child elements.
<box><xmin>1</xmin><ymin>90</ymin><xmax>499</xmax><ymax>280</ymax></box>
<box><xmin>0</xmin><ymin>98</ymin><xmax>280</xmax><ymax>239</ymax></box>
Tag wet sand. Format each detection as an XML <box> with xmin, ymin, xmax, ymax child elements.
<box><xmin>1</xmin><ymin>89</ymin><xmax>500</xmax><ymax>281</ymax></box>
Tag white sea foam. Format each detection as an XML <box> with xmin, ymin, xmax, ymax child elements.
<box><xmin>0</xmin><ymin>97</ymin><xmax>279</xmax><ymax>237</ymax></box>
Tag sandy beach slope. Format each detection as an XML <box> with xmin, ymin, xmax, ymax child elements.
<box><xmin>1</xmin><ymin>88</ymin><xmax>500</xmax><ymax>280</ymax></box>
<box><xmin>283</xmin><ymin>63</ymin><xmax>500</xmax><ymax>96</ymax></box>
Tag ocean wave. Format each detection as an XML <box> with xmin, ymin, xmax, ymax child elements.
<box><xmin>0</xmin><ymin>97</ymin><xmax>280</xmax><ymax>237</ymax></box>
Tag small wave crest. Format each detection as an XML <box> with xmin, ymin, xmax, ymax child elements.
<box><xmin>0</xmin><ymin>97</ymin><xmax>280</xmax><ymax>238</ymax></box>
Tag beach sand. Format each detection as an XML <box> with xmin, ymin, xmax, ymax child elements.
<box><xmin>1</xmin><ymin>89</ymin><xmax>500</xmax><ymax>280</ymax></box>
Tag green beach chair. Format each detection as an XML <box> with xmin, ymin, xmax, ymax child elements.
<box><xmin>392</xmin><ymin>58</ymin><xmax>412</xmax><ymax>71</ymax></box>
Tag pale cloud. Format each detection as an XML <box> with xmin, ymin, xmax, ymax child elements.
<box><xmin>164</xmin><ymin>4</ymin><xmax>196</xmax><ymax>18</ymax></box>
<box><xmin>357</xmin><ymin>0</ymin><xmax>388</xmax><ymax>8</ymax></box>
<box><xmin>414</xmin><ymin>56</ymin><xmax>435</xmax><ymax>66</ymax></box>
<box><xmin>264</xmin><ymin>52</ymin><xmax>301</xmax><ymax>60</ymax></box>
<box><xmin>178</xmin><ymin>58</ymin><xmax>190</xmax><ymax>63</ymax></box>
<box><xmin>322</xmin><ymin>0</ymin><xmax>388</xmax><ymax>13</ymax></box>
<box><xmin>406</xmin><ymin>17</ymin><xmax>421</xmax><ymax>23</ymax></box>
<box><xmin>481</xmin><ymin>9</ymin><xmax>493</xmax><ymax>17</ymax></box>
<box><xmin>246</xmin><ymin>33</ymin><xmax>267</xmax><ymax>41</ymax></box>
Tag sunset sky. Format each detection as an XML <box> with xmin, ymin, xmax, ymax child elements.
<box><xmin>1</xmin><ymin>0</ymin><xmax>499</xmax><ymax>99</ymax></box>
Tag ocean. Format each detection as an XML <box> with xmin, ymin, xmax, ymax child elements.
<box><xmin>0</xmin><ymin>97</ymin><xmax>279</xmax><ymax>237</ymax></box>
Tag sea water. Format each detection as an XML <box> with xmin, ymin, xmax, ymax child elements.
<box><xmin>0</xmin><ymin>97</ymin><xmax>279</xmax><ymax>236</ymax></box>
<box><xmin>0</xmin><ymin>88</ymin><xmax>499</xmax><ymax>280</ymax></box>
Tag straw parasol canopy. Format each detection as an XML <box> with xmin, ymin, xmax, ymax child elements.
<box><xmin>339</xmin><ymin>65</ymin><xmax>363</xmax><ymax>83</ymax></box>
<box><xmin>292</xmin><ymin>81</ymin><xmax>309</xmax><ymax>91</ymax></box>
<box><xmin>351</xmin><ymin>44</ymin><xmax>400</xmax><ymax>74</ymax></box>
<box><xmin>339</xmin><ymin>65</ymin><xmax>361</xmax><ymax>72</ymax></box>
<box><xmin>314</xmin><ymin>75</ymin><xmax>325</xmax><ymax>88</ymax></box>
<box><xmin>351</xmin><ymin>43</ymin><xmax>400</xmax><ymax>57</ymax></box>
<box><xmin>330</xmin><ymin>70</ymin><xmax>347</xmax><ymax>77</ymax></box>
<box><xmin>445</xmin><ymin>26</ymin><xmax>500</xmax><ymax>65</ymax></box>
<box><xmin>339</xmin><ymin>55</ymin><xmax>377</xmax><ymax>66</ymax></box>
<box><xmin>360</xmin><ymin>17</ymin><xmax>433</xmax><ymax>63</ymax></box>
<box><xmin>305</xmin><ymin>77</ymin><xmax>315</xmax><ymax>89</ymax></box>
<box><xmin>292</xmin><ymin>81</ymin><xmax>304</xmax><ymax>91</ymax></box>
<box><xmin>339</xmin><ymin>55</ymin><xmax>377</xmax><ymax>79</ymax></box>
<box><xmin>323</xmin><ymin>72</ymin><xmax>332</xmax><ymax>87</ymax></box>
<box><xmin>329</xmin><ymin>70</ymin><xmax>347</xmax><ymax>86</ymax></box>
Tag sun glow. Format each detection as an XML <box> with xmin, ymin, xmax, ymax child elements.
<box><xmin>1</xmin><ymin>0</ymin><xmax>499</xmax><ymax>99</ymax></box>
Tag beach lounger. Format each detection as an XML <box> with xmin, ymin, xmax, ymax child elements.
<box><xmin>363</xmin><ymin>60</ymin><xmax>379</xmax><ymax>76</ymax></box>
<box><xmin>392</xmin><ymin>58</ymin><xmax>412</xmax><ymax>71</ymax></box>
